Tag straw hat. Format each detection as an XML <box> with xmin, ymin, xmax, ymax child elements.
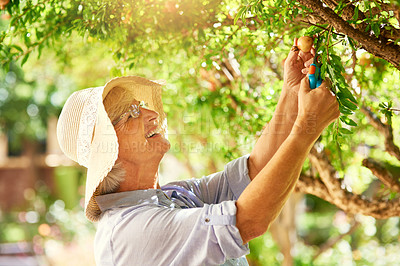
<box><xmin>56</xmin><ymin>76</ymin><xmax>167</xmax><ymax>221</ymax></box>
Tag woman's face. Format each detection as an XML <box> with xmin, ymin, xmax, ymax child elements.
<box><xmin>114</xmin><ymin>99</ymin><xmax>170</xmax><ymax>164</ymax></box>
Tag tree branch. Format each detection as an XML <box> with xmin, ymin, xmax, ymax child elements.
<box><xmin>362</xmin><ymin>158</ymin><xmax>400</xmax><ymax>193</ymax></box>
<box><xmin>296</xmin><ymin>174</ymin><xmax>334</xmax><ymax>203</ymax></box>
<box><xmin>361</xmin><ymin>106</ymin><xmax>400</xmax><ymax>161</ymax></box>
<box><xmin>313</xmin><ymin>220</ymin><xmax>360</xmax><ymax>260</ymax></box>
<box><xmin>322</xmin><ymin>0</ymin><xmax>400</xmax><ymax>41</ymax></box>
<box><xmin>305</xmin><ymin>145</ymin><xmax>400</xmax><ymax>219</ymax></box>
<box><xmin>297</xmin><ymin>0</ymin><xmax>400</xmax><ymax>70</ymax></box>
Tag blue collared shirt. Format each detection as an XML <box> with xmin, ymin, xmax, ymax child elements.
<box><xmin>94</xmin><ymin>155</ymin><xmax>251</xmax><ymax>266</ymax></box>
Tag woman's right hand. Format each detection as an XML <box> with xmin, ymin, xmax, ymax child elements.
<box><xmin>292</xmin><ymin>76</ymin><xmax>340</xmax><ymax>141</ymax></box>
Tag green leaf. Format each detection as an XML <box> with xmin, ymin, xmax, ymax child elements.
<box><xmin>338</xmin><ymin>84</ymin><xmax>357</xmax><ymax>103</ymax></box>
<box><xmin>235</xmin><ymin>6</ymin><xmax>247</xmax><ymax>25</ymax></box>
<box><xmin>346</xmin><ymin>118</ymin><xmax>357</xmax><ymax>127</ymax></box>
<box><xmin>372</xmin><ymin>23</ymin><xmax>380</xmax><ymax>37</ymax></box>
<box><xmin>384</xmin><ymin>111</ymin><xmax>393</xmax><ymax>125</ymax></box>
<box><xmin>340</xmin><ymin>97</ymin><xmax>358</xmax><ymax>111</ymax></box>
<box><xmin>339</xmin><ymin>128</ymin><xmax>353</xmax><ymax>134</ymax></box>
<box><xmin>21</xmin><ymin>53</ymin><xmax>30</xmax><ymax>67</ymax></box>
<box><xmin>339</xmin><ymin>105</ymin><xmax>354</xmax><ymax>115</ymax></box>
<box><xmin>37</xmin><ymin>44</ymin><xmax>43</xmax><ymax>59</ymax></box>
<box><xmin>353</xmin><ymin>5</ymin><xmax>359</xmax><ymax>21</ymax></box>
<box><xmin>379</xmin><ymin>102</ymin><xmax>387</xmax><ymax>108</ymax></box>
<box><xmin>11</xmin><ymin>45</ymin><xmax>23</xmax><ymax>53</ymax></box>
<box><xmin>327</xmin><ymin>64</ymin><xmax>336</xmax><ymax>79</ymax></box>
<box><xmin>340</xmin><ymin>116</ymin><xmax>357</xmax><ymax>127</ymax></box>
<box><xmin>347</xmin><ymin>37</ymin><xmax>356</xmax><ymax>50</ymax></box>
<box><xmin>320</xmin><ymin>63</ymin><xmax>327</xmax><ymax>78</ymax></box>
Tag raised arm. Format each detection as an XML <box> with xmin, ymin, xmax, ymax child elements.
<box><xmin>236</xmin><ymin>76</ymin><xmax>340</xmax><ymax>243</ymax></box>
<box><xmin>248</xmin><ymin>39</ymin><xmax>314</xmax><ymax>179</ymax></box>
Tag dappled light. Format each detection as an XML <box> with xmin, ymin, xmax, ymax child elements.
<box><xmin>1</xmin><ymin>0</ymin><xmax>400</xmax><ymax>265</ymax></box>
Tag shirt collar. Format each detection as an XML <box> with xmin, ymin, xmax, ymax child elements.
<box><xmin>95</xmin><ymin>189</ymin><xmax>169</xmax><ymax>212</ymax></box>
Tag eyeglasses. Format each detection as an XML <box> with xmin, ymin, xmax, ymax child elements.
<box><xmin>112</xmin><ymin>101</ymin><xmax>148</xmax><ymax>126</ymax></box>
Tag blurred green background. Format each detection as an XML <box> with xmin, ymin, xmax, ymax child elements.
<box><xmin>1</xmin><ymin>0</ymin><xmax>400</xmax><ymax>265</ymax></box>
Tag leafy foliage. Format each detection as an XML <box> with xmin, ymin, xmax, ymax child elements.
<box><xmin>1</xmin><ymin>0</ymin><xmax>400</xmax><ymax>264</ymax></box>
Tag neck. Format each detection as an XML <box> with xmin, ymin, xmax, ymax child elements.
<box><xmin>117</xmin><ymin>159</ymin><xmax>161</xmax><ymax>192</ymax></box>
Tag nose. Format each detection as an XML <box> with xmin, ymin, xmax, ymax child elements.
<box><xmin>141</xmin><ymin>107</ymin><xmax>159</xmax><ymax>124</ymax></box>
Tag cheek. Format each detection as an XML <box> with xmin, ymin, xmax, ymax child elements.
<box><xmin>116</xmin><ymin>125</ymin><xmax>145</xmax><ymax>152</ymax></box>
<box><xmin>128</xmin><ymin>121</ymin><xmax>142</xmax><ymax>135</ymax></box>
<box><xmin>118</xmin><ymin>119</ymin><xmax>144</xmax><ymax>137</ymax></box>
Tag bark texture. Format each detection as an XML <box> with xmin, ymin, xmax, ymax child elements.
<box><xmin>297</xmin><ymin>0</ymin><xmax>400</xmax><ymax>70</ymax></box>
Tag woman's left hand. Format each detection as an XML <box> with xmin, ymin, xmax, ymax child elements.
<box><xmin>283</xmin><ymin>38</ymin><xmax>315</xmax><ymax>93</ymax></box>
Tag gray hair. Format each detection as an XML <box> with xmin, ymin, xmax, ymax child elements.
<box><xmin>97</xmin><ymin>162</ymin><xmax>125</xmax><ymax>194</ymax></box>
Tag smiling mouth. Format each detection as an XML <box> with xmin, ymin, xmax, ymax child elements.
<box><xmin>145</xmin><ymin>128</ymin><xmax>160</xmax><ymax>138</ymax></box>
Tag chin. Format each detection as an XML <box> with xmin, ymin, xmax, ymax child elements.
<box><xmin>160</xmin><ymin>138</ymin><xmax>171</xmax><ymax>154</ymax></box>
<box><xmin>152</xmin><ymin>137</ymin><xmax>170</xmax><ymax>156</ymax></box>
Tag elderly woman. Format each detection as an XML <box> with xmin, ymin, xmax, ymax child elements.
<box><xmin>57</xmin><ymin>40</ymin><xmax>339</xmax><ymax>266</ymax></box>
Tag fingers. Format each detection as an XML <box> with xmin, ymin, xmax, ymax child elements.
<box><xmin>317</xmin><ymin>81</ymin><xmax>332</xmax><ymax>95</ymax></box>
<box><xmin>319</xmin><ymin>80</ymin><xmax>330</xmax><ymax>88</ymax></box>
<box><xmin>298</xmin><ymin>50</ymin><xmax>314</xmax><ymax>64</ymax></box>
<box><xmin>299</xmin><ymin>76</ymin><xmax>311</xmax><ymax>94</ymax></box>
<box><xmin>285</xmin><ymin>38</ymin><xmax>316</xmax><ymax>84</ymax></box>
<box><xmin>301</xmin><ymin>57</ymin><xmax>314</xmax><ymax>74</ymax></box>
<box><xmin>304</xmin><ymin>57</ymin><xmax>314</xmax><ymax>67</ymax></box>
<box><xmin>317</xmin><ymin>81</ymin><xmax>338</xmax><ymax>111</ymax></box>
<box><xmin>286</xmin><ymin>38</ymin><xmax>300</xmax><ymax>64</ymax></box>
<box><xmin>288</xmin><ymin>38</ymin><xmax>312</xmax><ymax>60</ymax></box>
<box><xmin>311</xmin><ymin>80</ymin><xmax>340</xmax><ymax>120</ymax></box>
<box><xmin>286</xmin><ymin>39</ymin><xmax>314</xmax><ymax>69</ymax></box>
<box><xmin>319</xmin><ymin>80</ymin><xmax>334</xmax><ymax>94</ymax></box>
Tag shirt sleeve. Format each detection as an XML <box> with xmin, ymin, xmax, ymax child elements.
<box><xmin>162</xmin><ymin>154</ymin><xmax>251</xmax><ymax>204</ymax></box>
<box><xmin>110</xmin><ymin>201</ymin><xmax>249</xmax><ymax>266</ymax></box>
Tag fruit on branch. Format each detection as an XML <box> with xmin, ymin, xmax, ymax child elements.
<box><xmin>297</xmin><ymin>36</ymin><xmax>314</xmax><ymax>53</ymax></box>
<box><xmin>0</xmin><ymin>0</ymin><xmax>9</xmax><ymax>10</ymax></box>
<box><xmin>0</xmin><ymin>0</ymin><xmax>9</xmax><ymax>9</ymax></box>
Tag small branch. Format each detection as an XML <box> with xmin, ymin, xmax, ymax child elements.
<box><xmin>300</xmin><ymin>20</ymin><xmax>346</xmax><ymax>37</ymax></box>
<box><xmin>297</xmin><ymin>0</ymin><xmax>400</xmax><ymax>70</ymax></box>
<box><xmin>3</xmin><ymin>20</ymin><xmax>69</xmax><ymax>66</ymax></box>
<box><xmin>361</xmin><ymin>106</ymin><xmax>400</xmax><ymax>161</ymax></box>
<box><xmin>306</xmin><ymin>145</ymin><xmax>400</xmax><ymax>219</ymax></box>
<box><xmin>322</xmin><ymin>0</ymin><xmax>400</xmax><ymax>42</ymax></box>
<box><xmin>346</xmin><ymin>50</ymin><xmax>357</xmax><ymax>85</ymax></box>
<box><xmin>326</xmin><ymin>26</ymin><xmax>333</xmax><ymax>62</ymax></box>
<box><xmin>296</xmin><ymin>174</ymin><xmax>334</xmax><ymax>203</ymax></box>
<box><xmin>327</xmin><ymin>39</ymin><xmax>344</xmax><ymax>49</ymax></box>
<box><xmin>362</xmin><ymin>158</ymin><xmax>400</xmax><ymax>193</ymax></box>
<box><xmin>313</xmin><ymin>220</ymin><xmax>360</xmax><ymax>260</ymax></box>
<box><xmin>220</xmin><ymin>26</ymin><xmax>241</xmax><ymax>54</ymax></box>
<box><xmin>309</xmin><ymin>145</ymin><xmax>339</xmax><ymax>196</ymax></box>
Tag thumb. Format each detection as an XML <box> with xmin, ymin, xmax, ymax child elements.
<box><xmin>300</xmin><ymin>76</ymin><xmax>311</xmax><ymax>94</ymax></box>
<box><xmin>285</xmin><ymin>38</ymin><xmax>300</xmax><ymax>65</ymax></box>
